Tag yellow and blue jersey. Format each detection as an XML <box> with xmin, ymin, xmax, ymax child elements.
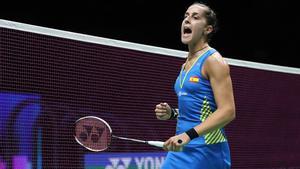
<box><xmin>161</xmin><ymin>48</ymin><xmax>231</xmax><ymax>169</ymax></box>
<box><xmin>174</xmin><ymin>48</ymin><xmax>228</xmax><ymax>146</ymax></box>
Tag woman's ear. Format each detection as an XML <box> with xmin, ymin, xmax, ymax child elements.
<box><xmin>205</xmin><ymin>25</ymin><xmax>213</xmax><ymax>35</ymax></box>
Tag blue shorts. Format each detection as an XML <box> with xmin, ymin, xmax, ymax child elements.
<box><xmin>161</xmin><ymin>142</ymin><xmax>231</xmax><ymax>169</ymax></box>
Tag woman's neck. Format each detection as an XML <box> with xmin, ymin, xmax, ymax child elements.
<box><xmin>187</xmin><ymin>42</ymin><xmax>209</xmax><ymax>60</ymax></box>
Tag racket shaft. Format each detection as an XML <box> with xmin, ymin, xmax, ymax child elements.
<box><xmin>112</xmin><ymin>135</ymin><xmax>164</xmax><ymax>148</ymax></box>
<box><xmin>112</xmin><ymin>135</ymin><xmax>146</xmax><ymax>143</ymax></box>
<box><xmin>147</xmin><ymin>141</ymin><xmax>164</xmax><ymax>148</ymax></box>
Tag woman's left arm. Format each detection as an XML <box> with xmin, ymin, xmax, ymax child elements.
<box><xmin>163</xmin><ymin>53</ymin><xmax>236</xmax><ymax>151</ymax></box>
<box><xmin>194</xmin><ymin>53</ymin><xmax>236</xmax><ymax>136</ymax></box>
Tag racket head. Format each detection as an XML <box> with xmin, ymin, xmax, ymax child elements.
<box><xmin>74</xmin><ymin>116</ymin><xmax>112</xmax><ymax>152</ymax></box>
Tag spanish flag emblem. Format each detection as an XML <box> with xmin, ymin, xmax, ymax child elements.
<box><xmin>189</xmin><ymin>76</ymin><xmax>200</xmax><ymax>83</ymax></box>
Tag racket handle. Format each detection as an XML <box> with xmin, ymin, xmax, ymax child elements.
<box><xmin>147</xmin><ymin>141</ymin><xmax>164</xmax><ymax>148</ymax></box>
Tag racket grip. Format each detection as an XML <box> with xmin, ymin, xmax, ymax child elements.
<box><xmin>147</xmin><ymin>141</ymin><xmax>164</xmax><ymax>148</ymax></box>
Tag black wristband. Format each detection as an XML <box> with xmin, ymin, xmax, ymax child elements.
<box><xmin>168</xmin><ymin>108</ymin><xmax>178</xmax><ymax>120</ymax></box>
<box><xmin>185</xmin><ymin>128</ymin><xmax>199</xmax><ymax>140</ymax></box>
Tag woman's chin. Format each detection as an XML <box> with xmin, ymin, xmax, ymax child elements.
<box><xmin>181</xmin><ymin>36</ymin><xmax>193</xmax><ymax>45</ymax></box>
<box><xmin>181</xmin><ymin>39</ymin><xmax>190</xmax><ymax>45</ymax></box>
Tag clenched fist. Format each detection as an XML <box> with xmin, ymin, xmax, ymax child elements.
<box><xmin>155</xmin><ymin>102</ymin><xmax>172</xmax><ymax>120</ymax></box>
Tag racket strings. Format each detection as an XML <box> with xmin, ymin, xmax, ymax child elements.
<box><xmin>75</xmin><ymin>117</ymin><xmax>112</xmax><ymax>151</ymax></box>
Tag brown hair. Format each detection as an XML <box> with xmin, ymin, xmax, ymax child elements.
<box><xmin>191</xmin><ymin>2</ymin><xmax>218</xmax><ymax>42</ymax></box>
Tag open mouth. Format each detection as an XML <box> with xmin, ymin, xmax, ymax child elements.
<box><xmin>184</xmin><ymin>27</ymin><xmax>192</xmax><ymax>34</ymax></box>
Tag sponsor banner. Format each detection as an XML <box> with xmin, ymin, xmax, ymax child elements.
<box><xmin>85</xmin><ymin>152</ymin><xmax>167</xmax><ymax>169</ymax></box>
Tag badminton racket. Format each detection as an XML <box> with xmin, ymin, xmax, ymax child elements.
<box><xmin>74</xmin><ymin>116</ymin><xmax>165</xmax><ymax>152</ymax></box>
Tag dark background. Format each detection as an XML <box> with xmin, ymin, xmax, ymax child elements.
<box><xmin>1</xmin><ymin>0</ymin><xmax>299</xmax><ymax>68</ymax></box>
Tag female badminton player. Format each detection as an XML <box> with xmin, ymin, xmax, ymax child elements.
<box><xmin>155</xmin><ymin>2</ymin><xmax>236</xmax><ymax>169</ymax></box>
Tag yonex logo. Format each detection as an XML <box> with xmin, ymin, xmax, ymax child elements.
<box><xmin>178</xmin><ymin>91</ymin><xmax>188</xmax><ymax>96</ymax></box>
<box><xmin>80</xmin><ymin>125</ymin><xmax>104</xmax><ymax>143</ymax></box>
<box><xmin>105</xmin><ymin>158</ymin><xmax>131</xmax><ymax>169</ymax></box>
<box><xmin>104</xmin><ymin>156</ymin><xmax>165</xmax><ymax>169</ymax></box>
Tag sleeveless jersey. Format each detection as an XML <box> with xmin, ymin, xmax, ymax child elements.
<box><xmin>174</xmin><ymin>48</ymin><xmax>227</xmax><ymax>146</ymax></box>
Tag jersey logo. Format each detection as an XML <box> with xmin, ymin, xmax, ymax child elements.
<box><xmin>189</xmin><ymin>76</ymin><xmax>200</xmax><ymax>83</ymax></box>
